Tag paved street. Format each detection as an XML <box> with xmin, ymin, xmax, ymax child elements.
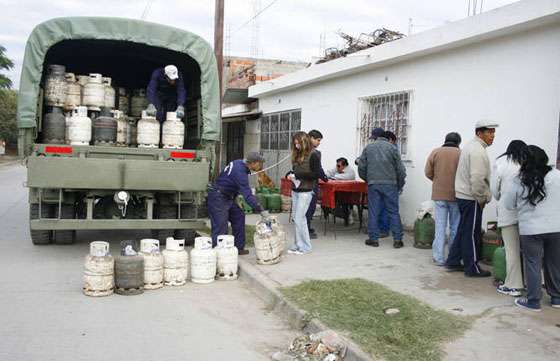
<box><xmin>0</xmin><ymin>164</ymin><xmax>295</xmax><ymax>361</ymax></box>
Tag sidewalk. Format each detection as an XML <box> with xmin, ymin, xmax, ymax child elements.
<box><xmin>241</xmin><ymin>213</ymin><xmax>560</xmax><ymax>361</ymax></box>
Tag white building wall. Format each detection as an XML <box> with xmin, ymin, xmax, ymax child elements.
<box><xmin>256</xmin><ymin>23</ymin><xmax>560</xmax><ymax>228</ymax></box>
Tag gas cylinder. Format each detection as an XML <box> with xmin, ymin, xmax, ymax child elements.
<box><xmin>44</xmin><ymin>64</ymin><xmax>66</xmax><ymax>107</ymax></box>
<box><xmin>64</xmin><ymin>73</ymin><xmax>81</xmax><ymax>111</ymax></box>
<box><xmin>42</xmin><ymin>107</ymin><xmax>66</xmax><ymax>144</ymax></box>
<box><xmin>492</xmin><ymin>247</ymin><xmax>506</xmax><ymax>283</ymax></box>
<box><xmin>256</xmin><ymin>193</ymin><xmax>268</xmax><ymax>210</ymax></box>
<box><xmin>76</xmin><ymin>75</ymin><xmax>89</xmax><ymax>103</ymax></box>
<box><xmin>482</xmin><ymin>222</ymin><xmax>503</xmax><ymax>264</ymax></box>
<box><xmin>93</xmin><ymin>107</ymin><xmax>117</xmax><ymax>146</ymax></box>
<box><xmin>127</xmin><ymin>118</ymin><xmax>137</xmax><ymax>147</ymax></box>
<box><xmin>266</xmin><ymin>194</ymin><xmax>282</xmax><ymax>213</ymax></box>
<box><xmin>130</xmin><ymin>89</ymin><xmax>149</xmax><ymax>117</ymax></box>
<box><xmin>254</xmin><ymin>219</ymin><xmax>282</xmax><ymax>265</ymax></box>
<box><xmin>67</xmin><ymin>106</ymin><xmax>92</xmax><ymax>145</ymax></box>
<box><xmin>216</xmin><ymin>235</ymin><xmax>238</xmax><ymax>280</ymax></box>
<box><xmin>82</xmin><ymin>73</ymin><xmax>105</xmax><ymax>110</ymax></box>
<box><xmin>140</xmin><ymin>239</ymin><xmax>164</xmax><ymax>290</ymax></box>
<box><xmin>118</xmin><ymin>87</ymin><xmax>129</xmax><ymax>114</ymax></box>
<box><xmin>163</xmin><ymin>237</ymin><xmax>189</xmax><ymax>286</ymax></box>
<box><xmin>112</xmin><ymin>110</ymin><xmax>128</xmax><ymax>146</ymax></box>
<box><xmin>103</xmin><ymin>77</ymin><xmax>116</xmax><ymax>109</ymax></box>
<box><xmin>413</xmin><ymin>214</ymin><xmax>435</xmax><ymax>249</ymax></box>
<box><xmin>114</xmin><ymin>241</ymin><xmax>144</xmax><ymax>295</ymax></box>
<box><xmin>137</xmin><ymin>111</ymin><xmax>160</xmax><ymax>148</ymax></box>
<box><xmin>190</xmin><ymin>237</ymin><xmax>217</xmax><ymax>284</ymax></box>
<box><xmin>270</xmin><ymin>216</ymin><xmax>287</xmax><ymax>254</ymax></box>
<box><xmin>162</xmin><ymin>112</ymin><xmax>185</xmax><ymax>149</ymax></box>
<box><xmin>281</xmin><ymin>195</ymin><xmax>291</xmax><ymax>213</ymax></box>
<box><xmin>83</xmin><ymin>241</ymin><xmax>114</xmax><ymax>297</ymax></box>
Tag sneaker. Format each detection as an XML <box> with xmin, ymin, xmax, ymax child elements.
<box><xmin>309</xmin><ymin>230</ymin><xmax>318</xmax><ymax>239</ymax></box>
<box><xmin>393</xmin><ymin>240</ymin><xmax>404</xmax><ymax>248</ymax></box>
<box><xmin>365</xmin><ymin>239</ymin><xmax>379</xmax><ymax>247</ymax></box>
<box><xmin>445</xmin><ymin>264</ymin><xmax>464</xmax><ymax>272</ymax></box>
<box><xmin>497</xmin><ymin>285</ymin><xmax>522</xmax><ymax>297</ymax></box>
<box><xmin>514</xmin><ymin>298</ymin><xmax>542</xmax><ymax>312</ymax></box>
<box><xmin>551</xmin><ymin>298</ymin><xmax>560</xmax><ymax>308</ymax></box>
<box><xmin>238</xmin><ymin>249</ymin><xmax>250</xmax><ymax>256</ymax></box>
<box><xmin>379</xmin><ymin>232</ymin><xmax>390</xmax><ymax>238</ymax></box>
<box><xmin>287</xmin><ymin>249</ymin><xmax>303</xmax><ymax>255</ymax></box>
<box><xmin>432</xmin><ymin>259</ymin><xmax>445</xmax><ymax>267</ymax></box>
<box><xmin>465</xmin><ymin>270</ymin><xmax>492</xmax><ymax>278</ymax></box>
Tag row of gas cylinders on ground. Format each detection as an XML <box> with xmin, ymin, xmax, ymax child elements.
<box><xmin>83</xmin><ymin>236</ymin><xmax>239</xmax><ymax>297</ymax></box>
<box><xmin>44</xmin><ymin>64</ymin><xmax>148</xmax><ymax>116</ymax></box>
<box><xmin>43</xmin><ymin>106</ymin><xmax>185</xmax><ymax>149</ymax></box>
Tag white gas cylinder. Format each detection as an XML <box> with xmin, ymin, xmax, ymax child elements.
<box><xmin>137</xmin><ymin>110</ymin><xmax>160</xmax><ymax>148</ymax></box>
<box><xmin>76</xmin><ymin>75</ymin><xmax>89</xmax><ymax>103</ymax></box>
<box><xmin>118</xmin><ymin>87</ymin><xmax>129</xmax><ymax>114</ymax></box>
<box><xmin>270</xmin><ymin>216</ymin><xmax>287</xmax><ymax>254</ymax></box>
<box><xmin>83</xmin><ymin>241</ymin><xmax>114</xmax><ymax>297</ymax></box>
<box><xmin>216</xmin><ymin>235</ymin><xmax>238</xmax><ymax>280</ymax></box>
<box><xmin>103</xmin><ymin>77</ymin><xmax>116</xmax><ymax>109</ymax></box>
<box><xmin>67</xmin><ymin>106</ymin><xmax>92</xmax><ymax>145</ymax></box>
<box><xmin>162</xmin><ymin>112</ymin><xmax>185</xmax><ymax>149</ymax></box>
<box><xmin>162</xmin><ymin>237</ymin><xmax>189</xmax><ymax>286</ymax></box>
<box><xmin>140</xmin><ymin>238</ymin><xmax>164</xmax><ymax>290</ymax></box>
<box><xmin>190</xmin><ymin>237</ymin><xmax>217</xmax><ymax>284</ymax></box>
<box><xmin>82</xmin><ymin>73</ymin><xmax>105</xmax><ymax>110</ymax></box>
<box><xmin>112</xmin><ymin>110</ymin><xmax>128</xmax><ymax>146</ymax></box>
<box><xmin>64</xmin><ymin>73</ymin><xmax>81</xmax><ymax>111</ymax></box>
<box><xmin>254</xmin><ymin>218</ymin><xmax>283</xmax><ymax>265</ymax></box>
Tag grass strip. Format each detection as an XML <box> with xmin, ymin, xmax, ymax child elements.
<box><xmin>281</xmin><ymin>278</ymin><xmax>471</xmax><ymax>361</ymax></box>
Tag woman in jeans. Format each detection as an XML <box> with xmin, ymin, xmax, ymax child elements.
<box><xmin>491</xmin><ymin>140</ymin><xmax>527</xmax><ymax>297</ymax></box>
<box><xmin>287</xmin><ymin>131</ymin><xmax>322</xmax><ymax>255</ymax></box>
<box><xmin>504</xmin><ymin>145</ymin><xmax>560</xmax><ymax>311</ymax></box>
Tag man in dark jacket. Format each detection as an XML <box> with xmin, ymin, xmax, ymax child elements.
<box><xmin>305</xmin><ymin>130</ymin><xmax>328</xmax><ymax>239</ymax></box>
<box><xmin>208</xmin><ymin>152</ymin><xmax>268</xmax><ymax>255</ymax></box>
<box><xmin>145</xmin><ymin>65</ymin><xmax>187</xmax><ymax>122</ymax></box>
<box><xmin>358</xmin><ymin>128</ymin><xmax>407</xmax><ymax>248</ymax></box>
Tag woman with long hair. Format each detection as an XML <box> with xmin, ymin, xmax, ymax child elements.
<box><xmin>504</xmin><ymin>145</ymin><xmax>560</xmax><ymax>311</ymax></box>
<box><xmin>491</xmin><ymin>140</ymin><xmax>527</xmax><ymax>297</ymax></box>
<box><xmin>287</xmin><ymin>131</ymin><xmax>322</xmax><ymax>255</ymax></box>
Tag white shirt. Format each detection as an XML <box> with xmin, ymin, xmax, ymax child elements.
<box><xmin>326</xmin><ymin>166</ymin><xmax>356</xmax><ymax>180</ymax></box>
<box><xmin>490</xmin><ymin>156</ymin><xmax>521</xmax><ymax>227</ymax></box>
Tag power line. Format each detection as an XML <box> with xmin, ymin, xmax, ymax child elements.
<box><xmin>141</xmin><ymin>0</ymin><xmax>155</xmax><ymax>20</ymax></box>
<box><xmin>233</xmin><ymin>0</ymin><xmax>280</xmax><ymax>34</ymax></box>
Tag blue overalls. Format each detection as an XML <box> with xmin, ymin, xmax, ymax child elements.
<box><xmin>208</xmin><ymin>160</ymin><xmax>262</xmax><ymax>250</ymax></box>
<box><xmin>146</xmin><ymin>68</ymin><xmax>187</xmax><ymax>122</ymax></box>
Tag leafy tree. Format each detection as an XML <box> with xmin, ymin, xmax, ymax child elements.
<box><xmin>0</xmin><ymin>45</ymin><xmax>15</xmax><ymax>89</ymax></box>
<box><xmin>0</xmin><ymin>89</ymin><xmax>17</xmax><ymax>146</ymax></box>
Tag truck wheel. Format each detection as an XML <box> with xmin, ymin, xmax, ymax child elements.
<box><xmin>29</xmin><ymin>204</ymin><xmax>52</xmax><ymax>245</ymax></box>
<box><xmin>155</xmin><ymin>204</ymin><xmax>176</xmax><ymax>244</ymax></box>
<box><xmin>53</xmin><ymin>204</ymin><xmax>76</xmax><ymax>245</ymax></box>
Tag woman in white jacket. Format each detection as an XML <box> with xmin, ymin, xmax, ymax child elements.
<box><xmin>491</xmin><ymin>140</ymin><xmax>527</xmax><ymax>297</ymax></box>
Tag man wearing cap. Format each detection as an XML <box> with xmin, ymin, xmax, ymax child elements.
<box><xmin>358</xmin><ymin>127</ymin><xmax>406</xmax><ymax>248</ymax></box>
<box><xmin>445</xmin><ymin>120</ymin><xmax>498</xmax><ymax>277</ymax></box>
<box><xmin>145</xmin><ymin>65</ymin><xmax>186</xmax><ymax>121</ymax></box>
<box><xmin>207</xmin><ymin>152</ymin><xmax>269</xmax><ymax>255</ymax></box>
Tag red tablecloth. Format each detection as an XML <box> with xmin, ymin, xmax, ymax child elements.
<box><xmin>319</xmin><ymin>180</ymin><xmax>368</xmax><ymax>209</ymax></box>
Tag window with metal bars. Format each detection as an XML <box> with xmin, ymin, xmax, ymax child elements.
<box><xmin>358</xmin><ymin>91</ymin><xmax>410</xmax><ymax>157</ymax></box>
<box><xmin>260</xmin><ymin>110</ymin><xmax>301</xmax><ymax>150</ymax></box>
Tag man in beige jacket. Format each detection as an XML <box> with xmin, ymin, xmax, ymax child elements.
<box><xmin>445</xmin><ymin>120</ymin><xmax>498</xmax><ymax>277</ymax></box>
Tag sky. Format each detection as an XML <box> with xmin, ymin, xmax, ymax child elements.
<box><xmin>1</xmin><ymin>0</ymin><xmax>519</xmax><ymax>88</ymax></box>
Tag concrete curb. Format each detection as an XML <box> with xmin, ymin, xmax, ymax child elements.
<box><xmin>238</xmin><ymin>257</ymin><xmax>375</xmax><ymax>361</ymax></box>
<box><xmin>0</xmin><ymin>160</ymin><xmax>21</xmax><ymax>168</ymax></box>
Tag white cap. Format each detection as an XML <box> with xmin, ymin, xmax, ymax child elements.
<box><xmin>164</xmin><ymin>65</ymin><xmax>179</xmax><ymax>80</ymax></box>
<box><xmin>475</xmin><ymin>119</ymin><xmax>499</xmax><ymax>129</ymax></box>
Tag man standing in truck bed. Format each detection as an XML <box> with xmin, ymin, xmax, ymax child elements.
<box><xmin>145</xmin><ymin>65</ymin><xmax>186</xmax><ymax>121</ymax></box>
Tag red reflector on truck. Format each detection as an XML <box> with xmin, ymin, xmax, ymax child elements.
<box><xmin>45</xmin><ymin>146</ymin><xmax>73</xmax><ymax>154</ymax></box>
<box><xmin>170</xmin><ymin>151</ymin><xmax>195</xmax><ymax>159</ymax></box>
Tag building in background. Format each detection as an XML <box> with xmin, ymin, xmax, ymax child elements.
<box><xmin>220</xmin><ymin>57</ymin><xmax>308</xmax><ymax>173</ymax></box>
<box><xmin>249</xmin><ymin>0</ymin><xmax>560</xmax><ymax>228</ymax></box>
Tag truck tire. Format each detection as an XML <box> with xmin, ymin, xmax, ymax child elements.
<box><xmin>29</xmin><ymin>204</ymin><xmax>52</xmax><ymax>245</ymax></box>
<box><xmin>53</xmin><ymin>204</ymin><xmax>76</xmax><ymax>245</ymax></box>
<box><xmin>176</xmin><ymin>204</ymin><xmax>197</xmax><ymax>245</ymax></box>
<box><xmin>154</xmin><ymin>204</ymin><xmax>176</xmax><ymax>244</ymax></box>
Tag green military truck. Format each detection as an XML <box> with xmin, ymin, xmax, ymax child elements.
<box><xmin>17</xmin><ymin>17</ymin><xmax>220</xmax><ymax>245</ymax></box>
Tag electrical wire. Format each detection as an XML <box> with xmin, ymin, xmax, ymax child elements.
<box><xmin>141</xmin><ymin>0</ymin><xmax>155</xmax><ymax>20</ymax></box>
<box><xmin>249</xmin><ymin>153</ymin><xmax>291</xmax><ymax>176</ymax></box>
<box><xmin>233</xmin><ymin>0</ymin><xmax>281</xmax><ymax>34</ymax></box>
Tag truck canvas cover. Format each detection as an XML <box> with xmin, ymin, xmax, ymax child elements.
<box><xmin>17</xmin><ymin>16</ymin><xmax>220</xmax><ymax>141</ymax></box>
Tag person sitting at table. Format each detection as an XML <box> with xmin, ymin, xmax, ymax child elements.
<box><xmin>326</xmin><ymin>157</ymin><xmax>356</xmax><ymax>180</ymax></box>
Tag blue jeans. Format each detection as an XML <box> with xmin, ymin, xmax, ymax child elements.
<box><xmin>432</xmin><ymin>200</ymin><xmax>460</xmax><ymax>264</ymax></box>
<box><xmin>306</xmin><ymin>185</ymin><xmax>319</xmax><ymax>231</ymax></box>
<box><xmin>291</xmin><ymin>191</ymin><xmax>313</xmax><ymax>252</ymax></box>
<box><xmin>446</xmin><ymin>198</ymin><xmax>483</xmax><ymax>274</ymax></box>
<box><xmin>367</xmin><ymin>184</ymin><xmax>402</xmax><ymax>241</ymax></box>
<box><xmin>378</xmin><ymin>201</ymin><xmax>390</xmax><ymax>233</ymax></box>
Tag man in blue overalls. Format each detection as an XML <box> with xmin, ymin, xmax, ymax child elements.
<box><xmin>145</xmin><ymin>65</ymin><xmax>186</xmax><ymax>122</ymax></box>
<box><xmin>208</xmin><ymin>152</ymin><xmax>269</xmax><ymax>255</ymax></box>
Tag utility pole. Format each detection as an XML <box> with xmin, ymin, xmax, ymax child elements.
<box><xmin>214</xmin><ymin>0</ymin><xmax>225</xmax><ymax>177</ymax></box>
